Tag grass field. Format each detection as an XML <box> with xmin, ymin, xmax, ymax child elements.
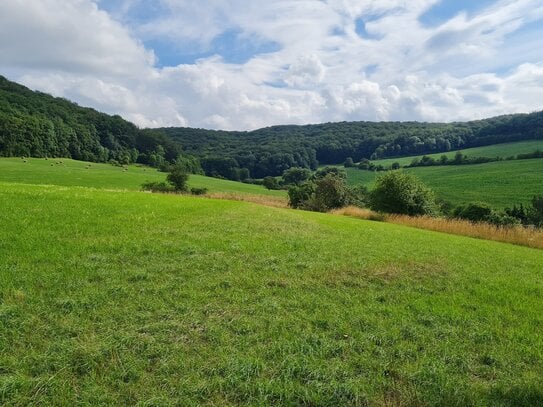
<box><xmin>344</xmin><ymin>158</ymin><xmax>543</xmax><ymax>208</ymax></box>
<box><xmin>371</xmin><ymin>140</ymin><xmax>543</xmax><ymax>167</ymax></box>
<box><xmin>0</xmin><ymin>158</ymin><xmax>286</xmax><ymax>197</ymax></box>
<box><xmin>1</xmin><ymin>181</ymin><xmax>543</xmax><ymax>406</ymax></box>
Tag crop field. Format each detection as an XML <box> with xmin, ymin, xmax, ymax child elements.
<box><xmin>1</xmin><ymin>174</ymin><xmax>543</xmax><ymax>405</ymax></box>
<box><xmin>371</xmin><ymin>140</ymin><xmax>543</xmax><ymax>167</ymax></box>
<box><xmin>345</xmin><ymin>158</ymin><xmax>543</xmax><ymax>208</ymax></box>
<box><xmin>0</xmin><ymin>158</ymin><xmax>286</xmax><ymax>197</ymax></box>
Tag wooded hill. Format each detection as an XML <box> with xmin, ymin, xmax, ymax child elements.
<box><xmin>1</xmin><ymin>74</ymin><xmax>543</xmax><ymax>179</ymax></box>
<box><xmin>162</xmin><ymin>111</ymin><xmax>543</xmax><ymax>178</ymax></box>
<box><xmin>0</xmin><ymin>76</ymin><xmax>181</xmax><ymax>166</ymax></box>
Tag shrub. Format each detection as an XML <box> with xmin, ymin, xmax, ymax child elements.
<box><xmin>263</xmin><ymin>176</ymin><xmax>281</xmax><ymax>190</ymax></box>
<box><xmin>167</xmin><ymin>167</ymin><xmax>189</xmax><ymax>191</ymax></box>
<box><xmin>369</xmin><ymin>171</ymin><xmax>439</xmax><ymax>216</ymax></box>
<box><xmin>344</xmin><ymin>157</ymin><xmax>355</xmax><ymax>168</ymax></box>
<box><xmin>190</xmin><ymin>187</ymin><xmax>208</xmax><ymax>195</ymax></box>
<box><xmin>312</xmin><ymin>174</ymin><xmax>348</xmax><ymax>211</ymax></box>
<box><xmin>282</xmin><ymin>167</ymin><xmax>311</xmax><ymax>185</ymax></box>
<box><xmin>141</xmin><ymin>181</ymin><xmax>174</xmax><ymax>193</ymax></box>
<box><xmin>288</xmin><ymin>183</ymin><xmax>315</xmax><ymax>209</ymax></box>
<box><xmin>453</xmin><ymin>202</ymin><xmax>494</xmax><ymax>222</ymax></box>
<box><xmin>314</xmin><ymin>167</ymin><xmax>346</xmax><ymax>180</ymax></box>
<box><xmin>391</xmin><ymin>162</ymin><xmax>401</xmax><ymax>170</ymax></box>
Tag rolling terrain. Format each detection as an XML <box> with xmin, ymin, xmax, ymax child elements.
<box><xmin>1</xmin><ymin>178</ymin><xmax>543</xmax><ymax>405</ymax></box>
<box><xmin>0</xmin><ymin>158</ymin><xmax>286</xmax><ymax>197</ymax></box>
<box><xmin>370</xmin><ymin>140</ymin><xmax>543</xmax><ymax>167</ymax></box>
<box><xmin>344</xmin><ymin>158</ymin><xmax>543</xmax><ymax>208</ymax></box>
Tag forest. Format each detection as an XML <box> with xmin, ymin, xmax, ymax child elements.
<box><xmin>0</xmin><ymin>76</ymin><xmax>181</xmax><ymax>167</ymax></box>
<box><xmin>161</xmin><ymin>111</ymin><xmax>543</xmax><ymax>179</ymax></box>
<box><xmin>2</xmin><ymin>75</ymin><xmax>543</xmax><ymax>180</ymax></box>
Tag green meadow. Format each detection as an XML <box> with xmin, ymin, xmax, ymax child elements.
<box><xmin>0</xmin><ymin>158</ymin><xmax>286</xmax><ymax>197</ymax></box>
<box><xmin>344</xmin><ymin>158</ymin><xmax>543</xmax><ymax>208</ymax></box>
<box><xmin>371</xmin><ymin>140</ymin><xmax>543</xmax><ymax>167</ymax></box>
<box><xmin>1</xmin><ymin>160</ymin><xmax>543</xmax><ymax>405</ymax></box>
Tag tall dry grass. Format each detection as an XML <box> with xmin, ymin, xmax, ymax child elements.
<box><xmin>205</xmin><ymin>192</ymin><xmax>289</xmax><ymax>208</ymax></box>
<box><xmin>332</xmin><ymin>206</ymin><xmax>543</xmax><ymax>250</ymax></box>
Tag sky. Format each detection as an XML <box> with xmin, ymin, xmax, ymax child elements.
<box><xmin>0</xmin><ymin>0</ymin><xmax>542</xmax><ymax>130</ymax></box>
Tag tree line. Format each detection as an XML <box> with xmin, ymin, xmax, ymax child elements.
<box><xmin>160</xmin><ymin>111</ymin><xmax>543</xmax><ymax>179</ymax></box>
<box><xmin>0</xmin><ymin>76</ymin><xmax>188</xmax><ymax>169</ymax></box>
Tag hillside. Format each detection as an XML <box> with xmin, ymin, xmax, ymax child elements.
<box><xmin>0</xmin><ymin>157</ymin><xmax>285</xmax><ymax>197</ymax></box>
<box><xmin>0</xmin><ymin>76</ymin><xmax>181</xmax><ymax>166</ymax></box>
<box><xmin>371</xmin><ymin>140</ymin><xmax>543</xmax><ymax>167</ymax></box>
<box><xmin>1</xmin><ymin>180</ymin><xmax>543</xmax><ymax>405</ymax></box>
<box><xmin>161</xmin><ymin>111</ymin><xmax>543</xmax><ymax>178</ymax></box>
<box><xmin>344</xmin><ymin>158</ymin><xmax>543</xmax><ymax>208</ymax></box>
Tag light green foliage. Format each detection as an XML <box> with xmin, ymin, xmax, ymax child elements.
<box><xmin>344</xmin><ymin>158</ymin><xmax>543</xmax><ymax>208</ymax></box>
<box><xmin>1</xmin><ymin>182</ymin><xmax>543</xmax><ymax>405</ymax></box>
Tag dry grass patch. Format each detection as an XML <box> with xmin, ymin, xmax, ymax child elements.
<box><xmin>205</xmin><ymin>192</ymin><xmax>289</xmax><ymax>208</ymax></box>
<box><xmin>333</xmin><ymin>206</ymin><xmax>543</xmax><ymax>250</ymax></box>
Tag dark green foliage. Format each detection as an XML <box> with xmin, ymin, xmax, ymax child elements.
<box><xmin>281</xmin><ymin>167</ymin><xmax>311</xmax><ymax>185</ymax></box>
<box><xmin>288</xmin><ymin>173</ymin><xmax>356</xmax><ymax>212</ymax></box>
<box><xmin>161</xmin><ymin>110</ymin><xmax>543</xmax><ymax>177</ymax></box>
<box><xmin>288</xmin><ymin>183</ymin><xmax>316</xmax><ymax>209</ymax></box>
<box><xmin>190</xmin><ymin>187</ymin><xmax>208</xmax><ymax>195</ymax></box>
<box><xmin>369</xmin><ymin>171</ymin><xmax>439</xmax><ymax>216</ymax></box>
<box><xmin>0</xmin><ymin>76</ymin><xmax>182</xmax><ymax>166</ymax></box>
<box><xmin>263</xmin><ymin>176</ymin><xmax>281</xmax><ymax>190</ymax></box>
<box><xmin>141</xmin><ymin>181</ymin><xmax>174</xmax><ymax>193</ymax></box>
<box><xmin>454</xmin><ymin>202</ymin><xmax>522</xmax><ymax>227</ymax></box>
<box><xmin>314</xmin><ymin>166</ymin><xmax>346</xmax><ymax>180</ymax></box>
<box><xmin>167</xmin><ymin>167</ymin><xmax>189</xmax><ymax>191</ymax></box>
<box><xmin>454</xmin><ymin>202</ymin><xmax>494</xmax><ymax>222</ymax></box>
<box><xmin>391</xmin><ymin>162</ymin><xmax>401</xmax><ymax>170</ymax></box>
<box><xmin>311</xmin><ymin>174</ymin><xmax>348</xmax><ymax>211</ymax></box>
<box><xmin>343</xmin><ymin>157</ymin><xmax>354</xmax><ymax>167</ymax></box>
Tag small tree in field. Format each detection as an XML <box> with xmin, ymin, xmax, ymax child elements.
<box><xmin>369</xmin><ymin>171</ymin><xmax>438</xmax><ymax>216</ymax></box>
<box><xmin>167</xmin><ymin>166</ymin><xmax>189</xmax><ymax>191</ymax></box>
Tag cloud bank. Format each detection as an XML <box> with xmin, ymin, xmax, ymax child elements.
<box><xmin>0</xmin><ymin>0</ymin><xmax>542</xmax><ymax>130</ymax></box>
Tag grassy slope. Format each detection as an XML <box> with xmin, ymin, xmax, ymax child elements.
<box><xmin>1</xmin><ymin>182</ymin><xmax>543</xmax><ymax>405</ymax></box>
<box><xmin>372</xmin><ymin>140</ymin><xmax>543</xmax><ymax>167</ymax></box>
<box><xmin>345</xmin><ymin>158</ymin><xmax>543</xmax><ymax>208</ymax></box>
<box><xmin>0</xmin><ymin>157</ymin><xmax>286</xmax><ymax>197</ymax></box>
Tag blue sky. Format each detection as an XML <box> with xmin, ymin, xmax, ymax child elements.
<box><xmin>0</xmin><ymin>0</ymin><xmax>542</xmax><ymax>130</ymax></box>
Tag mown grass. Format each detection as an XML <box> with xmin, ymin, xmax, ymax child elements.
<box><xmin>0</xmin><ymin>157</ymin><xmax>286</xmax><ymax>197</ymax></box>
<box><xmin>1</xmin><ymin>182</ymin><xmax>543</xmax><ymax>405</ymax></box>
<box><xmin>344</xmin><ymin>158</ymin><xmax>543</xmax><ymax>208</ymax></box>
<box><xmin>371</xmin><ymin>140</ymin><xmax>543</xmax><ymax>167</ymax></box>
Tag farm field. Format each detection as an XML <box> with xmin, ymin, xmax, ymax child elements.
<box><xmin>1</xmin><ymin>180</ymin><xmax>543</xmax><ymax>405</ymax></box>
<box><xmin>371</xmin><ymin>140</ymin><xmax>543</xmax><ymax>167</ymax></box>
<box><xmin>344</xmin><ymin>158</ymin><xmax>543</xmax><ymax>208</ymax></box>
<box><xmin>0</xmin><ymin>158</ymin><xmax>286</xmax><ymax>197</ymax></box>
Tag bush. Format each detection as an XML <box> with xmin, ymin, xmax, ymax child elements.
<box><xmin>282</xmin><ymin>167</ymin><xmax>311</xmax><ymax>185</ymax></box>
<box><xmin>453</xmin><ymin>202</ymin><xmax>493</xmax><ymax>222</ymax></box>
<box><xmin>288</xmin><ymin>183</ymin><xmax>315</xmax><ymax>209</ymax></box>
<box><xmin>167</xmin><ymin>167</ymin><xmax>189</xmax><ymax>191</ymax></box>
<box><xmin>369</xmin><ymin>171</ymin><xmax>439</xmax><ymax>216</ymax></box>
<box><xmin>312</xmin><ymin>174</ymin><xmax>348</xmax><ymax>211</ymax></box>
<box><xmin>141</xmin><ymin>181</ymin><xmax>174</xmax><ymax>193</ymax></box>
<box><xmin>263</xmin><ymin>176</ymin><xmax>281</xmax><ymax>190</ymax></box>
<box><xmin>190</xmin><ymin>187</ymin><xmax>208</xmax><ymax>195</ymax></box>
<box><xmin>344</xmin><ymin>157</ymin><xmax>355</xmax><ymax>168</ymax></box>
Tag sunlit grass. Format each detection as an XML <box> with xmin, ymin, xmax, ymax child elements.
<box><xmin>1</xmin><ymin>182</ymin><xmax>543</xmax><ymax>405</ymax></box>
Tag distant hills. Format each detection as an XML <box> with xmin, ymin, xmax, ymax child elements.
<box><xmin>162</xmin><ymin>111</ymin><xmax>543</xmax><ymax>177</ymax></box>
<box><xmin>0</xmin><ymin>76</ymin><xmax>180</xmax><ymax>167</ymax></box>
<box><xmin>1</xmin><ymin>75</ymin><xmax>542</xmax><ymax>178</ymax></box>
